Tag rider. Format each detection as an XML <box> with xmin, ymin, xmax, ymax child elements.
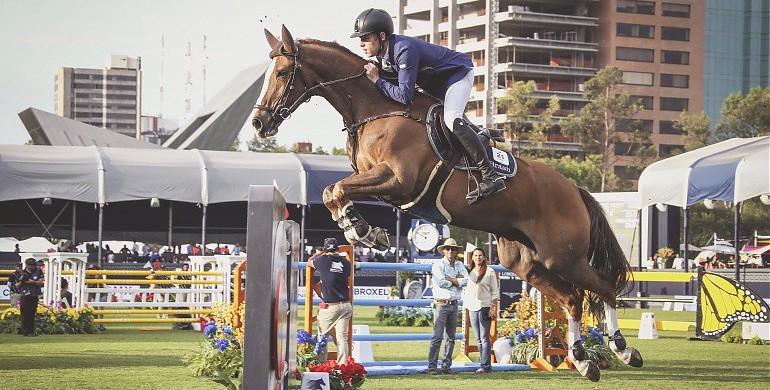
<box><xmin>351</xmin><ymin>8</ymin><xmax>506</xmax><ymax>204</ymax></box>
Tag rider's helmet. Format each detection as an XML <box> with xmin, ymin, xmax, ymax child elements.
<box><xmin>350</xmin><ymin>8</ymin><xmax>394</xmax><ymax>38</ymax></box>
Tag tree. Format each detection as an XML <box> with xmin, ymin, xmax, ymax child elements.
<box><xmin>497</xmin><ymin>80</ymin><xmax>561</xmax><ymax>158</ymax></box>
<box><xmin>247</xmin><ymin>135</ymin><xmax>288</xmax><ymax>153</ymax></box>
<box><xmin>229</xmin><ymin>138</ymin><xmax>240</xmax><ymax>151</ymax></box>
<box><xmin>717</xmin><ymin>86</ymin><xmax>770</xmax><ymax>139</ymax></box>
<box><xmin>539</xmin><ymin>154</ymin><xmax>604</xmax><ymax>192</ymax></box>
<box><xmin>559</xmin><ymin>66</ymin><xmax>653</xmax><ymax>191</ymax></box>
<box><xmin>331</xmin><ymin>147</ymin><xmax>348</xmax><ymax>156</ymax></box>
<box><xmin>312</xmin><ymin>146</ymin><xmax>328</xmax><ymax>155</ymax></box>
<box><xmin>675</xmin><ymin>111</ymin><xmax>712</xmax><ymax>152</ymax></box>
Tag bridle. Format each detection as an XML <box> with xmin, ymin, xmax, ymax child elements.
<box><xmin>255</xmin><ymin>42</ymin><xmax>366</xmax><ymax>128</ymax></box>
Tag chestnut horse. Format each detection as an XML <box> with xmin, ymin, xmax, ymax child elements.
<box><xmin>253</xmin><ymin>26</ymin><xmax>642</xmax><ymax>381</ymax></box>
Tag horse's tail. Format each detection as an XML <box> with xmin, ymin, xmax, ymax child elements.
<box><xmin>578</xmin><ymin>187</ymin><xmax>633</xmax><ymax>322</ymax></box>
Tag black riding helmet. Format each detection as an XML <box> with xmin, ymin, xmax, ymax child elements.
<box><xmin>350</xmin><ymin>8</ymin><xmax>394</xmax><ymax>38</ymax></box>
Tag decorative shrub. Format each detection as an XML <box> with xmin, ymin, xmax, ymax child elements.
<box><xmin>0</xmin><ymin>303</ymin><xmax>95</xmax><ymax>335</ymax></box>
<box><xmin>747</xmin><ymin>335</ymin><xmax>765</xmax><ymax>345</ymax></box>
<box><xmin>375</xmin><ymin>306</ymin><xmax>432</xmax><ymax>326</ymax></box>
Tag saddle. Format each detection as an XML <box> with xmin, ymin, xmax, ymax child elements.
<box><xmin>425</xmin><ymin>104</ymin><xmax>517</xmax><ymax>177</ymax></box>
<box><xmin>397</xmin><ymin>104</ymin><xmax>517</xmax><ymax>225</ymax></box>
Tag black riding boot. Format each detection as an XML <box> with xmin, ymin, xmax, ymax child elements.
<box><xmin>453</xmin><ymin>118</ymin><xmax>506</xmax><ymax>204</ymax></box>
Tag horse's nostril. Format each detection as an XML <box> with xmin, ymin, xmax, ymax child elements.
<box><xmin>252</xmin><ymin>118</ymin><xmax>263</xmax><ymax>131</ymax></box>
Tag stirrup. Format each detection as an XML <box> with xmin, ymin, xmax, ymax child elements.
<box><xmin>466</xmin><ymin>178</ymin><xmax>506</xmax><ymax>205</ymax></box>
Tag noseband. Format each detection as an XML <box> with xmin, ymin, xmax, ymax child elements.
<box><xmin>255</xmin><ymin>42</ymin><xmax>366</xmax><ymax>127</ymax></box>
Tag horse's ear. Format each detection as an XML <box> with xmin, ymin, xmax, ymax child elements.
<box><xmin>264</xmin><ymin>28</ymin><xmax>280</xmax><ymax>50</ymax></box>
<box><xmin>280</xmin><ymin>24</ymin><xmax>296</xmax><ymax>54</ymax></box>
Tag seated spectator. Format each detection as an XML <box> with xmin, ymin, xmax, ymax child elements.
<box><xmin>232</xmin><ymin>243</ymin><xmax>241</xmax><ymax>255</ymax></box>
<box><xmin>60</xmin><ymin>278</ymin><xmax>73</xmax><ymax>308</ymax></box>
<box><xmin>672</xmin><ymin>255</ymin><xmax>685</xmax><ymax>269</ymax></box>
<box><xmin>222</xmin><ymin>245</ymin><xmax>230</xmax><ymax>255</ymax></box>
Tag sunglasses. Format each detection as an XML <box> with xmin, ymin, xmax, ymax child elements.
<box><xmin>443</xmin><ymin>248</ymin><xmax>458</xmax><ymax>251</ymax></box>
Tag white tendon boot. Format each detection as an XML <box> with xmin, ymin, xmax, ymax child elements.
<box><xmin>567</xmin><ymin>316</ymin><xmax>600</xmax><ymax>382</ymax></box>
<box><xmin>604</xmin><ymin>303</ymin><xmax>643</xmax><ymax>367</ymax></box>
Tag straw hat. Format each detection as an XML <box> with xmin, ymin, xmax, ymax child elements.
<box><xmin>437</xmin><ymin>238</ymin><xmax>462</xmax><ymax>251</ymax></box>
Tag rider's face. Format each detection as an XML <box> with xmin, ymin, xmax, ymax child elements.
<box><xmin>359</xmin><ymin>33</ymin><xmax>383</xmax><ymax>57</ymax></box>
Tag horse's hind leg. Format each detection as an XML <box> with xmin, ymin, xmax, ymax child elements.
<box><xmin>497</xmin><ymin>240</ymin><xmax>600</xmax><ymax>382</ymax></box>
<box><xmin>604</xmin><ymin>303</ymin><xmax>643</xmax><ymax>367</ymax></box>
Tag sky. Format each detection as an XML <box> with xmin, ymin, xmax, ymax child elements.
<box><xmin>0</xmin><ymin>0</ymin><xmax>395</xmax><ymax>151</ymax></box>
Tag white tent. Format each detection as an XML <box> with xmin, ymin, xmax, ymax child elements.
<box><xmin>0</xmin><ymin>236</ymin><xmax>56</xmax><ymax>252</ymax></box>
<box><xmin>639</xmin><ymin>136</ymin><xmax>769</xmax><ymax>208</ymax></box>
<box><xmin>0</xmin><ymin>145</ymin><xmax>354</xmax><ymax>206</ymax></box>
<box><xmin>638</xmin><ymin>136</ymin><xmax>770</xmax><ymax>277</ymax></box>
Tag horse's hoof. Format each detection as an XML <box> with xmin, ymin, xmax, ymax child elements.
<box><xmin>625</xmin><ymin>348</ymin><xmax>643</xmax><ymax>368</ymax></box>
<box><xmin>370</xmin><ymin>227</ymin><xmax>390</xmax><ymax>251</ymax></box>
<box><xmin>575</xmin><ymin>360</ymin><xmax>600</xmax><ymax>382</ymax></box>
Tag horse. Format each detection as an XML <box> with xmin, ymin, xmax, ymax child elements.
<box><xmin>253</xmin><ymin>26</ymin><xmax>643</xmax><ymax>381</ymax></box>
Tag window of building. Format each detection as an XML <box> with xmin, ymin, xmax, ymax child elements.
<box><xmin>659</xmin><ymin>144</ymin><xmax>684</xmax><ymax>157</ymax></box>
<box><xmin>616</xmin><ymin>47</ymin><xmax>654</xmax><ymax>62</ymax></box>
<box><xmin>659</xmin><ymin>120</ymin><xmax>682</xmax><ymax>135</ymax></box>
<box><xmin>617</xmin><ymin>119</ymin><xmax>653</xmax><ymax>132</ymax></box>
<box><xmin>617</xmin><ymin>0</ymin><xmax>655</xmax><ymax>15</ymax></box>
<box><xmin>660</xmin><ymin>73</ymin><xmax>689</xmax><ymax>88</ymax></box>
<box><xmin>617</xmin><ymin>23</ymin><xmax>655</xmax><ymax>39</ymax></box>
<box><xmin>622</xmin><ymin>71</ymin><xmax>654</xmax><ymax>86</ymax></box>
<box><xmin>662</xmin><ymin>3</ymin><xmax>690</xmax><ymax>17</ymax></box>
<box><xmin>614</xmin><ymin>165</ymin><xmax>642</xmax><ymax>181</ymax></box>
<box><xmin>661</xmin><ymin>50</ymin><xmax>689</xmax><ymax>65</ymax></box>
<box><xmin>661</xmin><ymin>26</ymin><xmax>690</xmax><ymax>41</ymax></box>
<box><xmin>614</xmin><ymin>142</ymin><xmax>642</xmax><ymax>156</ymax></box>
<box><xmin>660</xmin><ymin>97</ymin><xmax>689</xmax><ymax>111</ymax></box>
<box><xmin>630</xmin><ymin>95</ymin><xmax>654</xmax><ymax>110</ymax></box>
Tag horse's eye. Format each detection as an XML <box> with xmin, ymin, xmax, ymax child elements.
<box><xmin>277</xmin><ymin>70</ymin><xmax>288</xmax><ymax>78</ymax></box>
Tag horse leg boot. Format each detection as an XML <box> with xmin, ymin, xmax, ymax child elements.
<box><xmin>567</xmin><ymin>315</ymin><xmax>600</xmax><ymax>382</ymax></box>
<box><xmin>336</xmin><ymin>202</ymin><xmax>389</xmax><ymax>250</ymax></box>
<box><xmin>604</xmin><ymin>303</ymin><xmax>643</xmax><ymax>367</ymax></box>
<box><xmin>452</xmin><ymin>118</ymin><xmax>505</xmax><ymax>205</ymax></box>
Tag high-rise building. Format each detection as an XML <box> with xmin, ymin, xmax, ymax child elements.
<box><xmin>397</xmin><ymin>0</ymin><xmax>707</xmax><ymax>183</ymax></box>
<box><xmin>54</xmin><ymin>55</ymin><xmax>142</xmax><ymax>138</ymax></box>
<box><xmin>593</xmin><ymin>0</ymin><xmax>704</xmax><ymax>180</ymax></box>
<box><xmin>703</xmin><ymin>0</ymin><xmax>769</xmax><ymax>123</ymax></box>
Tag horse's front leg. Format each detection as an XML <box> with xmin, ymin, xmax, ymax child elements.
<box><xmin>604</xmin><ymin>303</ymin><xmax>643</xmax><ymax>367</ymax></box>
<box><xmin>322</xmin><ymin>163</ymin><xmax>410</xmax><ymax>250</ymax></box>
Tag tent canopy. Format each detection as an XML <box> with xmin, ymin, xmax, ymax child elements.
<box><xmin>0</xmin><ymin>145</ymin><xmax>354</xmax><ymax>206</ymax></box>
<box><xmin>639</xmin><ymin>136</ymin><xmax>770</xmax><ymax>208</ymax></box>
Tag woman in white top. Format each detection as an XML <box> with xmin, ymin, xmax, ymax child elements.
<box><xmin>463</xmin><ymin>248</ymin><xmax>500</xmax><ymax>373</ymax></box>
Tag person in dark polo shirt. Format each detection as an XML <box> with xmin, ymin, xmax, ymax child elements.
<box><xmin>16</xmin><ymin>258</ymin><xmax>44</xmax><ymax>336</ymax></box>
<box><xmin>308</xmin><ymin>238</ymin><xmax>353</xmax><ymax>364</ymax></box>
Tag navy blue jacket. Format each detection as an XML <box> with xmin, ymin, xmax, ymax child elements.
<box><xmin>374</xmin><ymin>35</ymin><xmax>473</xmax><ymax>106</ymax></box>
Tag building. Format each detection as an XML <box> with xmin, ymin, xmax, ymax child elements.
<box><xmin>703</xmin><ymin>0</ymin><xmax>769</xmax><ymax>123</ymax></box>
<box><xmin>140</xmin><ymin>115</ymin><xmax>179</xmax><ymax>146</ymax></box>
<box><xmin>54</xmin><ymin>55</ymin><xmax>142</xmax><ymax>138</ymax></box>
<box><xmin>593</xmin><ymin>0</ymin><xmax>704</xmax><ymax>180</ymax></box>
<box><xmin>397</xmin><ymin>0</ymin><xmax>707</xmax><ymax>183</ymax></box>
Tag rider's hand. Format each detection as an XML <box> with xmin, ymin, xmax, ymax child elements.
<box><xmin>364</xmin><ymin>63</ymin><xmax>379</xmax><ymax>83</ymax></box>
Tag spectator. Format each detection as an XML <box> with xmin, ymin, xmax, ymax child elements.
<box><xmin>428</xmin><ymin>238</ymin><xmax>467</xmax><ymax>375</ymax></box>
<box><xmin>7</xmin><ymin>263</ymin><xmax>22</xmax><ymax>308</ymax></box>
<box><xmin>60</xmin><ymin>278</ymin><xmax>73</xmax><ymax>308</ymax></box>
<box><xmin>176</xmin><ymin>263</ymin><xmax>192</xmax><ymax>304</ymax></box>
<box><xmin>232</xmin><ymin>243</ymin><xmax>241</xmax><ymax>256</ymax></box>
<box><xmin>120</xmin><ymin>245</ymin><xmax>130</xmax><ymax>254</ymax></box>
<box><xmin>14</xmin><ymin>243</ymin><xmax>20</xmax><ymax>253</ymax></box>
<box><xmin>308</xmin><ymin>238</ymin><xmax>353</xmax><ymax>364</ymax></box>
<box><xmin>672</xmin><ymin>255</ymin><xmax>685</xmax><ymax>269</ymax></box>
<box><xmin>222</xmin><ymin>245</ymin><xmax>230</xmax><ymax>255</ymax></box>
<box><xmin>192</xmin><ymin>245</ymin><xmax>201</xmax><ymax>256</ymax></box>
<box><xmin>187</xmin><ymin>243</ymin><xmax>194</xmax><ymax>255</ymax></box>
<box><xmin>16</xmin><ymin>258</ymin><xmax>44</xmax><ymax>336</ymax></box>
<box><xmin>214</xmin><ymin>245</ymin><xmax>222</xmax><ymax>255</ymax></box>
<box><xmin>133</xmin><ymin>241</ymin><xmax>140</xmax><ymax>256</ymax></box>
<box><xmin>462</xmin><ymin>248</ymin><xmax>499</xmax><ymax>374</ymax></box>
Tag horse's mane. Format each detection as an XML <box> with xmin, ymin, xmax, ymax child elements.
<box><xmin>298</xmin><ymin>39</ymin><xmax>365</xmax><ymax>64</ymax></box>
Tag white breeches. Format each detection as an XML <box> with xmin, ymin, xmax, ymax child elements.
<box><xmin>443</xmin><ymin>70</ymin><xmax>474</xmax><ymax>129</ymax></box>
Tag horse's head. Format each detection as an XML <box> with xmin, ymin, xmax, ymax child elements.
<box><xmin>253</xmin><ymin>25</ymin><xmax>308</xmax><ymax>138</ymax></box>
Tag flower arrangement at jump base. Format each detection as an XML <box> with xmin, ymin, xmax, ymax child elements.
<box><xmin>307</xmin><ymin>358</ymin><xmax>367</xmax><ymax>390</ymax></box>
<box><xmin>296</xmin><ymin>329</ymin><xmax>328</xmax><ymax>374</ymax></box>
<box><xmin>185</xmin><ymin>302</ymin><xmax>245</xmax><ymax>390</ymax></box>
<box><xmin>0</xmin><ymin>303</ymin><xmax>95</xmax><ymax>335</ymax></box>
<box><xmin>497</xmin><ymin>292</ymin><xmax>617</xmax><ymax>367</ymax></box>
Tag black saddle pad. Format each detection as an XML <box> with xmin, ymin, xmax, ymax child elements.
<box><xmin>425</xmin><ymin>104</ymin><xmax>517</xmax><ymax>178</ymax></box>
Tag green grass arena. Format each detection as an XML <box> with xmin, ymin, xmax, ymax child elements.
<box><xmin>0</xmin><ymin>307</ymin><xmax>768</xmax><ymax>389</ymax></box>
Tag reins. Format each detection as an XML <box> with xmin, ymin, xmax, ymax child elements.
<box><xmin>258</xmin><ymin>41</ymin><xmax>424</xmax><ymax>173</ymax></box>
